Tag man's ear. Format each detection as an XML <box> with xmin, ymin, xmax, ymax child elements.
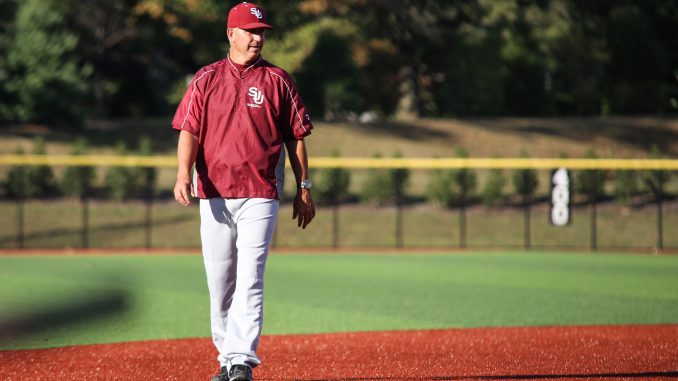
<box><xmin>226</xmin><ymin>28</ymin><xmax>234</xmax><ymax>43</ymax></box>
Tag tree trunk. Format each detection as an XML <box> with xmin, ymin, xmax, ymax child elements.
<box><xmin>395</xmin><ymin>66</ymin><xmax>418</xmax><ymax>121</ymax></box>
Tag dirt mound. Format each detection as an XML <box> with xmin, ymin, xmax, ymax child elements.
<box><xmin>1</xmin><ymin>325</ymin><xmax>677</xmax><ymax>380</ymax></box>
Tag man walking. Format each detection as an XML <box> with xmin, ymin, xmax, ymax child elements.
<box><xmin>172</xmin><ymin>3</ymin><xmax>316</xmax><ymax>380</ymax></box>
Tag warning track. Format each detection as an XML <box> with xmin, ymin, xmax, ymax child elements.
<box><xmin>1</xmin><ymin>324</ymin><xmax>677</xmax><ymax>380</ymax></box>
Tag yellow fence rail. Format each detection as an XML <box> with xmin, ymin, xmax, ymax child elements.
<box><xmin>1</xmin><ymin>155</ymin><xmax>677</xmax><ymax>170</ymax></box>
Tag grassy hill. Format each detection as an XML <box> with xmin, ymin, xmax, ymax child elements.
<box><xmin>0</xmin><ymin>117</ymin><xmax>676</xmax><ymax>250</ymax></box>
<box><xmin>2</xmin><ymin>116</ymin><xmax>677</xmax><ymax>158</ymax></box>
<box><xmin>2</xmin><ymin>116</ymin><xmax>676</xmax><ymax>198</ymax></box>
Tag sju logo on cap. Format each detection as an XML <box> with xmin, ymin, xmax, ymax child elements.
<box><xmin>250</xmin><ymin>8</ymin><xmax>263</xmax><ymax>19</ymax></box>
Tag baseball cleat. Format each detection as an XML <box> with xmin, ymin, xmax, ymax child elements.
<box><xmin>211</xmin><ymin>366</ymin><xmax>229</xmax><ymax>381</ymax></box>
<box><xmin>228</xmin><ymin>364</ymin><xmax>253</xmax><ymax>381</ymax></box>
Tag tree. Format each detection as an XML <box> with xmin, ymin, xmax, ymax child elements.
<box><xmin>1</xmin><ymin>0</ymin><xmax>90</xmax><ymax>123</ymax></box>
<box><xmin>0</xmin><ymin>0</ymin><xmax>18</xmax><ymax>117</ymax></box>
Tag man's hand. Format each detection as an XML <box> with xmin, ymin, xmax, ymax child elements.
<box><xmin>174</xmin><ymin>173</ymin><xmax>193</xmax><ymax>206</ymax></box>
<box><xmin>174</xmin><ymin>130</ymin><xmax>198</xmax><ymax>206</ymax></box>
<box><xmin>292</xmin><ymin>188</ymin><xmax>315</xmax><ymax>229</ymax></box>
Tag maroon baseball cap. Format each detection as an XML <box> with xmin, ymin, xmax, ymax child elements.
<box><xmin>227</xmin><ymin>2</ymin><xmax>274</xmax><ymax>30</ymax></box>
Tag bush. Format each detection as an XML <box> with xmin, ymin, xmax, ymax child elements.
<box><xmin>316</xmin><ymin>150</ymin><xmax>351</xmax><ymax>205</ymax></box>
<box><xmin>28</xmin><ymin>136</ymin><xmax>57</xmax><ymax>197</ymax></box>
<box><xmin>451</xmin><ymin>148</ymin><xmax>476</xmax><ymax>202</ymax></box>
<box><xmin>426</xmin><ymin>169</ymin><xmax>455</xmax><ymax>208</ymax></box>
<box><xmin>105</xmin><ymin>141</ymin><xmax>139</xmax><ymax>201</ymax></box>
<box><xmin>613</xmin><ymin>170</ymin><xmax>638</xmax><ymax>206</ymax></box>
<box><xmin>482</xmin><ymin>169</ymin><xmax>506</xmax><ymax>207</ymax></box>
<box><xmin>512</xmin><ymin>151</ymin><xmax>538</xmax><ymax>202</ymax></box>
<box><xmin>137</xmin><ymin>136</ymin><xmax>157</xmax><ymax>196</ymax></box>
<box><xmin>576</xmin><ymin>149</ymin><xmax>605</xmax><ymax>201</ymax></box>
<box><xmin>5</xmin><ymin>147</ymin><xmax>34</xmax><ymax>199</ymax></box>
<box><xmin>426</xmin><ymin>149</ymin><xmax>478</xmax><ymax>208</ymax></box>
<box><xmin>5</xmin><ymin>138</ymin><xmax>58</xmax><ymax>199</ymax></box>
<box><xmin>642</xmin><ymin>145</ymin><xmax>672</xmax><ymax>199</ymax></box>
<box><xmin>60</xmin><ymin>137</ymin><xmax>95</xmax><ymax>198</ymax></box>
<box><xmin>361</xmin><ymin>152</ymin><xmax>409</xmax><ymax>206</ymax></box>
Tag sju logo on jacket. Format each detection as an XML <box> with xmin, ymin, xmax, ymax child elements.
<box><xmin>247</xmin><ymin>87</ymin><xmax>264</xmax><ymax>108</ymax></box>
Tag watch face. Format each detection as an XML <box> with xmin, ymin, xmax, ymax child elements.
<box><xmin>301</xmin><ymin>179</ymin><xmax>312</xmax><ymax>189</ymax></box>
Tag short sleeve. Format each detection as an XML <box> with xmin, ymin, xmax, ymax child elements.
<box><xmin>171</xmin><ymin>69</ymin><xmax>213</xmax><ymax>136</ymax></box>
<box><xmin>278</xmin><ymin>72</ymin><xmax>313</xmax><ymax>142</ymax></box>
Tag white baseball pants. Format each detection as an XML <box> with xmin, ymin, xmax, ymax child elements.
<box><xmin>199</xmin><ymin>197</ymin><xmax>279</xmax><ymax>368</ymax></box>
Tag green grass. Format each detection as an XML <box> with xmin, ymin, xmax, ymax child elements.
<box><xmin>1</xmin><ymin>251</ymin><xmax>677</xmax><ymax>350</ymax></box>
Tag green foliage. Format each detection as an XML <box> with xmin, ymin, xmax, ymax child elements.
<box><xmin>426</xmin><ymin>170</ymin><xmax>455</xmax><ymax>209</ymax></box>
<box><xmin>613</xmin><ymin>170</ymin><xmax>638</xmax><ymax>206</ymax></box>
<box><xmin>103</xmin><ymin>136</ymin><xmax>157</xmax><ymax>200</ymax></box>
<box><xmin>425</xmin><ymin>150</ymin><xmax>478</xmax><ymax>208</ymax></box>
<box><xmin>361</xmin><ymin>152</ymin><xmax>409</xmax><ymax>206</ymax></box>
<box><xmin>512</xmin><ymin>151</ymin><xmax>538</xmax><ymax>202</ymax></box>
<box><xmin>452</xmin><ymin>148</ymin><xmax>477</xmax><ymax>201</ymax></box>
<box><xmin>575</xmin><ymin>150</ymin><xmax>605</xmax><ymax>200</ymax></box>
<box><xmin>60</xmin><ymin>138</ymin><xmax>95</xmax><ymax>198</ymax></box>
<box><xmin>390</xmin><ymin>152</ymin><xmax>410</xmax><ymax>201</ymax></box>
<box><xmin>642</xmin><ymin>145</ymin><xmax>672</xmax><ymax>199</ymax></box>
<box><xmin>27</xmin><ymin>136</ymin><xmax>57</xmax><ymax>197</ymax></box>
<box><xmin>316</xmin><ymin>150</ymin><xmax>351</xmax><ymax>205</ymax></box>
<box><xmin>105</xmin><ymin>142</ymin><xmax>139</xmax><ymax>201</ymax></box>
<box><xmin>266</xmin><ymin>18</ymin><xmax>363</xmax><ymax>118</ymax></box>
<box><xmin>2</xmin><ymin>0</ymin><xmax>677</xmax><ymax>123</ymax></box>
<box><xmin>1</xmin><ymin>0</ymin><xmax>90</xmax><ymax>123</ymax></box>
<box><xmin>5</xmin><ymin>137</ymin><xmax>57</xmax><ymax>199</ymax></box>
<box><xmin>5</xmin><ymin>147</ymin><xmax>34</xmax><ymax>199</ymax></box>
<box><xmin>137</xmin><ymin>136</ymin><xmax>157</xmax><ymax>195</ymax></box>
<box><xmin>482</xmin><ymin>169</ymin><xmax>506</xmax><ymax>207</ymax></box>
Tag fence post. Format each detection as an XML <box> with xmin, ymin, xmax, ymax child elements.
<box><xmin>657</xmin><ymin>193</ymin><xmax>663</xmax><ymax>251</ymax></box>
<box><xmin>144</xmin><ymin>198</ymin><xmax>152</xmax><ymax>249</ymax></box>
<box><xmin>590</xmin><ymin>175</ymin><xmax>598</xmax><ymax>251</ymax></box>
<box><xmin>524</xmin><ymin>197</ymin><xmax>531</xmax><ymax>250</ymax></box>
<box><xmin>459</xmin><ymin>196</ymin><xmax>466</xmax><ymax>249</ymax></box>
<box><xmin>144</xmin><ymin>184</ymin><xmax>153</xmax><ymax>249</ymax></box>
<box><xmin>590</xmin><ymin>197</ymin><xmax>597</xmax><ymax>251</ymax></box>
<box><xmin>395</xmin><ymin>197</ymin><xmax>403</xmax><ymax>248</ymax></box>
<box><xmin>332</xmin><ymin>201</ymin><xmax>339</xmax><ymax>249</ymax></box>
<box><xmin>82</xmin><ymin>196</ymin><xmax>89</xmax><ymax>248</ymax></box>
<box><xmin>17</xmin><ymin>200</ymin><xmax>25</xmax><ymax>249</ymax></box>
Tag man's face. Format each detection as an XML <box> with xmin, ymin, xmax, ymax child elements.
<box><xmin>228</xmin><ymin>27</ymin><xmax>266</xmax><ymax>63</ymax></box>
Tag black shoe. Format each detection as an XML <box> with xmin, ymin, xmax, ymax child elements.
<box><xmin>211</xmin><ymin>366</ymin><xmax>229</xmax><ymax>381</ymax></box>
<box><xmin>228</xmin><ymin>364</ymin><xmax>253</xmax><ymax>381</ymax></box>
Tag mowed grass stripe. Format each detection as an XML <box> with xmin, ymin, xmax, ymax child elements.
<box><xmin>0</xmin><ymin>251</ymin><xmax>677</xmax><ymax>350</ymax></box>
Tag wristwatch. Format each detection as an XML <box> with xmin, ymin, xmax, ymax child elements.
<box><xmin>299</xmin><ymin>179</ymin><xmax>313</xmax><ymax>189</ymax></box>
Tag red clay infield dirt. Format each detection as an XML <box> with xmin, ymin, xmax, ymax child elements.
<box><xmin>1</xmin><ymin>324</ymin><xmax>678</xmax><ymax>381</ymax></box>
